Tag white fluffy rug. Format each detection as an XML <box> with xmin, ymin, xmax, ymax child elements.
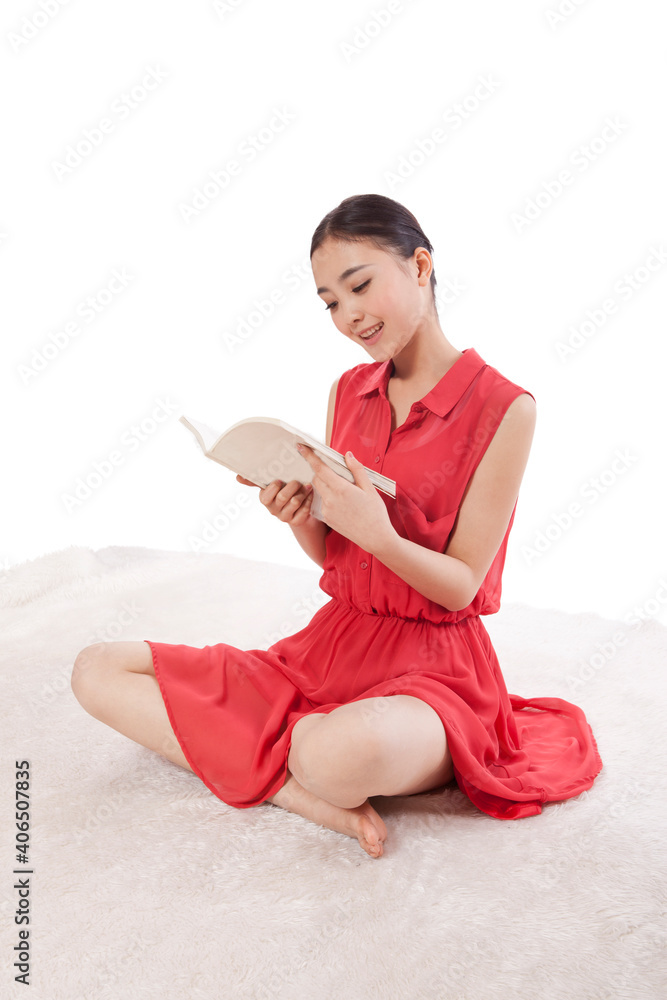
<box><xmin>1</xmin><ymin>545</ymin><xmax>665</xmax><ymax>1000</ymax></box>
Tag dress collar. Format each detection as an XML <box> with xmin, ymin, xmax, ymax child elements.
<box><xmin>352</xmin><ymin>347</ymin><xmax>487</xmax><ymax>418</ymax></box>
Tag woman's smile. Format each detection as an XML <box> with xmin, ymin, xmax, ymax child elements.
<box><xmin>358</xmin><ymin>321</ymin><xmax>384</xmax><ymax>345</ymax></box>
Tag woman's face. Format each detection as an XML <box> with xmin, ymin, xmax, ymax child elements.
<box><xmin>311</xmin><ymin>237</ymin><xmax>433</xmax><ymax>362</ymax></box>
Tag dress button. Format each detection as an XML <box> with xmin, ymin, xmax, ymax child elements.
<box><xmin>374</xmin><ymin>455</ymin><xmax>380</xmax><ymax>463</ymax></box>
<box><xmin>360</xmin><ymin>561</ymin><xmax>368</xmax><ymax>569</ymax></box>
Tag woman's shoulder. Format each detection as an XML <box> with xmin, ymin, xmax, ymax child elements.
<box><xmin>475</xmin><ymin>354</ymin><xmax>536</xmax><ymax>406</ymax></box>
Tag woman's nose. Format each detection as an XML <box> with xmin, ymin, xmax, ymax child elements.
<box><xmin>343</xmin><ymin>304</ymin><xmax>363</xmax><ymax>327</ymax></box>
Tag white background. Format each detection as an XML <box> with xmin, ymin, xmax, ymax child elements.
<box><xmin>2</xmin><ymin>0</ymin><xmax>665</xmax><ymax>627</ymax></box>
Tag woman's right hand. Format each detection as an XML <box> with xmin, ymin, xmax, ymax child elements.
<box><xmin>235</xmin><ymin>475</ymin><xmax>315</xmax><ymax>526</ymax></box>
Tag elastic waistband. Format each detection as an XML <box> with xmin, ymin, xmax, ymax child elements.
<box><xmin>327</xmin><ymin>596</ymin><xmax>478</xmax><ymax>627</ymax></box>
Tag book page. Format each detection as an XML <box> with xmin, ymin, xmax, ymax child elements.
<box><xmin>180</xmin><ymin>414</ymin><xmax>396</xmax><ymax>499</ymax></box>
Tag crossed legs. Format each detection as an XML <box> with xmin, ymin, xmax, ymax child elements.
<box><xmin>269</xmin><ymin>695</ymin><xmax>455</xmax><ymax>858</ymax></box>
<box><xmin>70</xmin><ymin>641</ymin><xmax>455</xmax><ymax>858</ymax></box>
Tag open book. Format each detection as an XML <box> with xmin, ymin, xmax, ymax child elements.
<box><xmin>180</xmin><ymin>415</ymin><xmax>396</xmax><ymax>522</ymax></box>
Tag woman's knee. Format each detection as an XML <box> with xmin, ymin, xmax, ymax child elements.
<box><xmin>73</xmin><ymin>639</ymin><xmax>152</xmax><ymax>686</ymax></box>
<box><xmin>291</xmin><ymin>709</ymin><xmax>382</xmax><ymax>793</ymax></box>
<box><xmin>71</xmin><ymin>641</ymin><xmax>156</xmax><ymax>712</ymax></box>
<box><xmin>71</xmin><ymin>643</ymin><xmax>109</xmax><ymax>706</ymax></box>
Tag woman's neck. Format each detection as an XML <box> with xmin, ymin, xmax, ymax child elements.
<box><xmin>389</xmin><ymin>319</ymin><xmax>462</xmax><ymax>386</ymax></box>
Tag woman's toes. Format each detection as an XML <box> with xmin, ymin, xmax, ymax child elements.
<box><xmin>358</xmin><ymin>815</ymin><xmax>385</xmax><ymax>858</ymax></box>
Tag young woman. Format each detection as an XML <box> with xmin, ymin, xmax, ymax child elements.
<box><xmin>71</xmin><ymin>194</ymin><xmax>603</xmax><ymax>859</ymax></box>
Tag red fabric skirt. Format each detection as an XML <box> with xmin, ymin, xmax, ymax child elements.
<box><xmin>145</xmin><ymin>597</ymin><xmax>602</xmax><ymax>819</ymax></box>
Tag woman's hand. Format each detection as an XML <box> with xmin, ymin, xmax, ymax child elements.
<box><xmin>295</xmin><ymin>444</ymin><xmax>396</xmax><ymax>554</ymax></box>
<box><xmin>235</xmin><ymin>474</ymin><xmax>315</xmax><ymax>527</ymax></box>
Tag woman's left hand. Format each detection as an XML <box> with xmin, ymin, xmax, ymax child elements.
<box><xmin>296</xmin><ymin>443</ymin><xmax>396</xmax><ymax>554</ymax></box>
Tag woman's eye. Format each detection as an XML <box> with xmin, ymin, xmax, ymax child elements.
<box><xmin>324</xmin><ymin>280</ymin><xmax>370</xmax><ymax>312</ymax></box>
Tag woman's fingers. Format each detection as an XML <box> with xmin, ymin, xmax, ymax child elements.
<box><xmin>236</xmin><ymin>475</ymin><xmax>313</xmax><ymax>523</ymax></box>
<box><xmin>259</xmin><ymin>479</ymin><xmax>287</xmax><ymax>507</ymax></box>
<box><xmin>259</xmin><ymin>479</ymin><xmax>312</xmax><ymax>522</ymax></box>
<box><xmin>289</xmin><ymin>489</ymin><xmax>314</xmax><ymax>526</ymax></box>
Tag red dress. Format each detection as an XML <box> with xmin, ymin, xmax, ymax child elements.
<box><xmin>145</xmin><ymin>348</ymin><xmax>603</xmax><ymax>819</ymax></box>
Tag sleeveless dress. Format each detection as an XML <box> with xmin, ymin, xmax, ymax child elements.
<box><xmin>144</xmin><ymin>347</ymin><xmax>603</xmax><ymax>819</ymax></box>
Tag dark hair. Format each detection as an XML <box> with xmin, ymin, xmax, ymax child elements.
<box><xmin>310</xmin><ymin>193</ymin><xmax>437</xmax><ymax>308</ymax></box>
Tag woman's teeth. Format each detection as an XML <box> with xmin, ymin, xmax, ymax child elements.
<box><xmin>360</xmin><ymin>323</ymin><xmax>383</xmax><ymax>341</ymax></box>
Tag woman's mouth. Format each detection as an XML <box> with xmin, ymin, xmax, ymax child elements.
<box><xmin>358</xmin><ymin>322</ymin><xmax>383</xmax><ymax>345</ymax></box>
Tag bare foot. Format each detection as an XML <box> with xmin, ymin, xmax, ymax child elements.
<box><xmin>345</xmin><ymin>799</ymin><xmax>388</xmax><ymax>859</ymax></box>
<box><xmin>268</xmin><ymin>772</ymin><xmax>388</xmax><ymax>859</ymax></box>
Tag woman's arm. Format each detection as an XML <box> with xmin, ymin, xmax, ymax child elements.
<box><xmin>287</xmin><ymin>507</ymin><xmax>330</xmax><ymax>568</ymax></box>
<box><xmin>371</xmin><ymin>393</ymin><xmax>537</xmax><ymax>611</ymax></box>
<box><xmin>286</xmin><ymin>377</ymin><xmax>339</xmax><ymax>567</ymax></box>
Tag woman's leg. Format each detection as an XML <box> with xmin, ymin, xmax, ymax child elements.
<box><xmin>70</xmin><ymin>642</ymin><xmax>388</xmax><ymax>857</ymax></box>
<box><xmin>270</xmin><ymin>693</ymin><xmax>454</xmax><ymax>858</ymax></box>
<box><xmin>287</xmin><ymin>695</ymin><xmax>455</xmax><ymax>808</ymax></box>
<box><xmin>70</xmin><ymin>641</ymin><xmax>192</xmax><ymax>770</ymax></box>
